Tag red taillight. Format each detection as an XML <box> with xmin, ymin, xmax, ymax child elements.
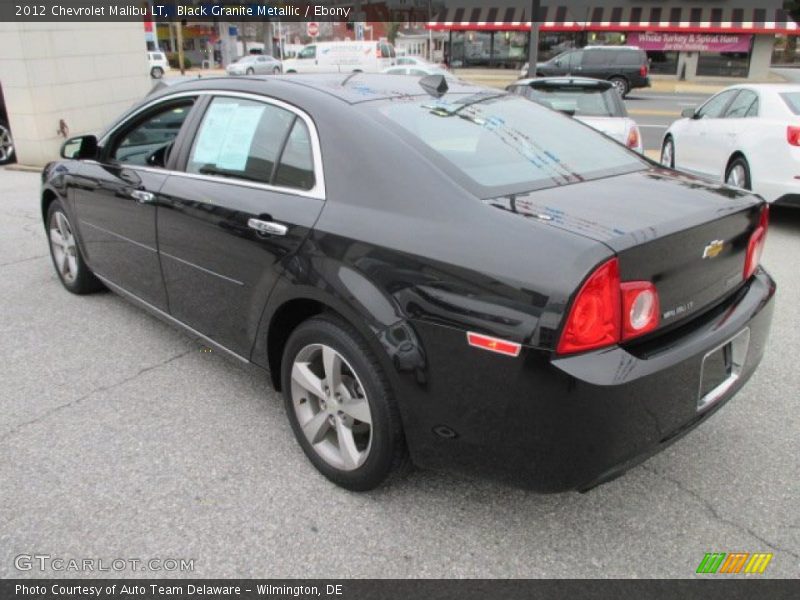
<box><xmin>743</xmin><ymin>204</ymin><xmax>769</xmax><ymax>280</ymax></box>
<box><xmin>557</xmin><ymin>258</ymin><xmax>662</xmax><ymax>355</ymax></box>
<box><xmin>620</xmin><ymin>281</ymin><xmax>660</xmax><ymax>340</ymax></box>
<box><xmin>626</xmin><ymin>125</ymin><xmax>641</xmax><ymax>149</ymax></box>
<box><xmin>787</xmin><ymin>126</ymin><xmax>800</xmax><ymax>146</ymax></box>
<box><xmin>640</xmin><ymin>64</ymin><xmax>648</xmax><ymax>77</ymax></box>
<box><xmin>467</xmin><ymin>332</ymin><xmax>521</xmax><ymax>357</ymax></box>
<box><xmin>557</xmin><ymin>258</ymin><xmax>621</xmax><ymax>354</ymax></box>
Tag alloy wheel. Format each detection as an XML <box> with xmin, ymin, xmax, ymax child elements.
<box><xmin>727</xmin><ymin>164</ymin><xmax>746</xmax><ymax>188</ymax></box>
<box><xmin>661</xmin><ymin>139</ymin><xmax>674</xmax><ymax>168</ymax></box>
<box><xmin>0</xmin><ymin>123</ymin><xmax>14</xmax><ymax>163</ymax></box>
<box><xmin>290</xmin><ymin>343</ymin><xmax>373</xmax><ymax>471</ymax></box>
<box><xmin>49</xmin><ymin>211</ymin><xmax>79</xmax><ymax>284</ymax></box>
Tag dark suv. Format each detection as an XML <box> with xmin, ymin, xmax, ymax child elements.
<box><xmin>532</xmin><ymin>46</ymin><xmax>650</xmax><ymax>97</ymax></box>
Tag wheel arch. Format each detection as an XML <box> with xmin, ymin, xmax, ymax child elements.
<box><xmin>41</xmin><ymin>187</ymin><xmax>59</xmax><ymax>225</ymax></box>
<box><xmin>724</xmin><ymin>151</ymin><xmax>750</xmax><ymax>183</ymax></box>
<box><xmin>257</xmin><ymin>279</ymin><xmax>422</xmax><ymax>392</ymax></box>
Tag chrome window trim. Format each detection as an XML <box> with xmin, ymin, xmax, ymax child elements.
<box><xmin>97</xmin><ymin>89</ymin><xmax>326</xmax><ymax>201</ymax></box>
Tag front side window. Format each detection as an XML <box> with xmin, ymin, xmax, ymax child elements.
<box><xmin>187</xmin><ymin>97</ymin><xmax>315</xmax><ymax>192</ymax></box>
<box><xmin>298</xmin><ymin>45</ymin><xmax>316</xmax><ymax>59</ymax></box>
<box><xmin>725</xmin><ymin>90</ymin><xmax>758</xmax><ymax>119</ymax></box>
<box><xmin>696</xmin><ymin>90</ymin><xmax>737</xmax><ymax>119</ymax></box>
<box><xmin>375</xmin><ymin>93</ymin><xmax>643</xmax><ymax>196</ymax></box>
<box><xmin>110</xmin><ymin>101</ymin><xmax>194</xmax><ymax>167</ymax></box>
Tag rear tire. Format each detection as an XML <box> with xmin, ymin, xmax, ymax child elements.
<box><xmin>46</xmin><ymin>200</ymin><xmax>104</xmax><ymax>295</ymax></box>
<box><xmin>281</xmin><ymin>315</ymin><xmax>410</xmax><ymax>491</ymax></box>
<box><xmin>610</xmin><ymin>76</ymin><xmax>629</xmax><ymax>97</ymax></box>
<box><xmin>725</xmin><ymin>157</ymin><xmax>751</xmax><ymax>190</ymax></box>
<box><xmin>661</xmin><ymin>136</ymin><xmax>675</xmax><ymax>168</ymax></box>
<box><xmin>246</xmin><ymin>67</ymin><xmax>255</xmax><ymax>75</ymax></box>
<box><xmin>150</xmin><ymin>66</ymin><xmax>164</xmax><ymax>79</ymax></box>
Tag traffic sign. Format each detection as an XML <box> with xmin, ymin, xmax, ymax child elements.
<box><xmin>307</xmin><ymin>22</ymin><xmax>319</xmax><ymax>38</ymax></box>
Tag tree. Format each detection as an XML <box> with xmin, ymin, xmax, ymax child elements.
<box><xmin>386</xmin><ymin>22</ymin><xmax>400</xmax><ymax>45</ymax></box>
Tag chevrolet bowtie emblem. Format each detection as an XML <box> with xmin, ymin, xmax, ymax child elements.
<box><xmin>702</xmin><ymin>240</ymin><xmax>724</xmax><ymax>259</ymax></box>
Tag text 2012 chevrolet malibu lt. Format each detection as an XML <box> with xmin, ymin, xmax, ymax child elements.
<box><xmin>42</xmin><ymin>74</ymin><xmax>775</xmax><ymax>491</ymax></box>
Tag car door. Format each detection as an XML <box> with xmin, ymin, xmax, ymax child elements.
<box><xmin>675</xmin><ymin>89</ymin><xmax>738</xmax><ymax>175</ymax></box>
<box><xmin>716</xmin><ymin>89</ymin><xmax>760</xmax><ymax>179</ymax></box>
<box><xmin>578</xmin><ymin>49</ymin><xmax>607</xmax><ymax>78</ymax></box>
<box><xmin>72</xmin><ymin>97</ymin><xmax>199</xmax><ymax>310</ymax></box>
<box><xmin>156</xmin><ymin>93</ymin><xmax>325</xmax><ymax>357</ymax></box>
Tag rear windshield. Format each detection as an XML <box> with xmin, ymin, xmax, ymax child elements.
<box><xmin>780</xmin><ymin>92</ymin><xmax>800</xmax><ymax>114</ymax></box>
<box><xmin>528</xmin><ymin>86</ymin><xmax>624</xmax><ymax>117</ymax></box>
<box><xmin>374</xmin><ymin>93</ymin><xmax>643</xmax><ymax>196</ymax></box>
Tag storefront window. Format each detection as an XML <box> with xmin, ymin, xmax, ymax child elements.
<box><xmin>647</xmin><ymin>51</ymin><xmax>679</xmax><ymax>75</ymax></box>
<box><xmin>697</xmin><ymin>52</ymin><xmax>750</xmax><ymax>77</ymax></box>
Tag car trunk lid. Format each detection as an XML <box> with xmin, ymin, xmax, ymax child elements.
<box><xmin>485</xmin><ymin>168</ymin><xmax>763</xmax><ymax>330</ymax></box>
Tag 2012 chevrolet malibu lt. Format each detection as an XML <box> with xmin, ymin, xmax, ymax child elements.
<box><xmin>41</xmin><ymin>74</ymin><xmax>775</xmax><ymax>492</ymax></box>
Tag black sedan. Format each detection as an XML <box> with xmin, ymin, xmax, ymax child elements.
<box><xmin>41</xmin><ymin>74</ymin><xmax>775</xmax><ymax>492</ymax></box>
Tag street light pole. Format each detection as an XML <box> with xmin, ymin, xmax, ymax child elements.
<box><xmin>526</xmin><ymin>0</ymin><xmax>541</xmax><ymax>77</ymax></box>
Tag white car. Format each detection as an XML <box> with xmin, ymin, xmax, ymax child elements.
<box><xmin>226</xmin><ymin>54</ymin><xmax>282</xmax><ymax>76</ymax></box>
<box><xmin>147</xmin><ymin>51</ymin><xmax>170</xmax><ymax>79</ymax></box>
<box><xmin>396</xmin><ymin>55</ymin><xmax>448</xmax><ymax>70</ymax></box>
<box><xmin>662</xmin><ymin>84</ymin><xmax>800</xmax><ymax>205</ymax></box>
<box><xmin>382</xmin><ymin>65</ymin><xmax>459</xmax><ymax>81</ymax></box>
<box><xmin>508</xmin><ymin>78</ymin><xmax>643</xmax><ymax>153</ymax></box>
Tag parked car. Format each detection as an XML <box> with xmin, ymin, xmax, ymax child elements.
<box><xmin>226</xmin><ymin>54</ymin><xmax>282</xmax><ymax>76</ymax></box>
<box><xmin>147</xmin><ymin>51</ymin><xmax>170</xmax><ymax>79</ymax></box>
<box><xmin>521</xmin><ymin>46</ymin><xmax>650</xmax><ymax>97</ymax></box>
<box><xmin>396</xmin><ymin>55</ymin><xmax>448</xmax><ymax>70</ymax></box>
<box><xmin>662</xmin><ymin>84</ymin><xmax>800</xmax><ymax>206</ymax></box>
<box><xmin>44</xmin><ymin>74</ymin><xmax>774</xmax><ymax>492</ymax></box>
<box><xmin>282</xmin><ymin>41</ymin><xmax>395</xmax><ymax>74</ymax></box>
<box><xmin>382</xmin><ymin>65</ymin><xmax>458</xmax><ymax>81</ymax></box>
<box><xmin>509</xmin><ymin>77</ymin><xmax>643</xmax><ymax>152</ymax></box>
<box><xmin>0</xmin><ymin>82</ymin><xmax>14</xmax><ymax>165</ymax></box>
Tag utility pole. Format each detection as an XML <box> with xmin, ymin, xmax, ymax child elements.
<box><xmin>526</xmin><ymin>0</ymin><xmax>541</xmax><ymax>77</ymax></box>
<box><xmin>176</xmin><ymin>20</ymin><xmax>185</xmax><ymax>75</ymax></box>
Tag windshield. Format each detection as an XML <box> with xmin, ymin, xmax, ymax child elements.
<box><xmin>529</xmin><ymin>86</ymin><xmax>623</xmax><ymax>117</ymax></box>
<box><xmin>374</xmin><ymin>93</ymin><xmax>644</xmax><ymax>195</ymax></box>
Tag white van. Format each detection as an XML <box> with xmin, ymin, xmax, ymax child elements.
<box><xmin>147</xmin><ymin>51</ymin><xmax>170</xmax><ymax>79</ymax></box>
<box><xmin>282</xmin><ymin>41</ymin><xmax>396</xmax><ymax>74</ymax></box>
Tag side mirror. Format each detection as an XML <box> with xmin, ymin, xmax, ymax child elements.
<box><xmin>60</xmin><ymin>135</ymin><xmax>98</xmax><ymax>160</ymax></box>
<box><xmin>681</xmin><ymin>107</ymin><xmax>697</xmax><ymax>119</ymax></box>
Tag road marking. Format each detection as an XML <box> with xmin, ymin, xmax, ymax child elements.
<box><xmin>628</xmin><ymin>109</ymin><xmax>680</xmax><ymax>117</ymax></box>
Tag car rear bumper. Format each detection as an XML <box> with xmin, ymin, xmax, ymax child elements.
<box><xmin>398</xmin><ymin>268</ymin><xmax>775</xmax><ymax>492</ymax></box>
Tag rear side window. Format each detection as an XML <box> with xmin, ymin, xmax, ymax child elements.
<box><xmin>780</xmin><ymin>92</ymin><xmax>800</xmax><ymax>115</ymax></box>
<box><xmin>273</xmin><ymin>120</ymin><xmax>315</xmax><ymax>190</ymax></box>
<box><xmin>613</xmin><ymin>50</ymin><xmax>645</xmax><ymax>66</ymax></box>
<box><xmin>187</xmin><ymin>97</ymin><xmax>294</xmax><ymax>185</ymax></box>
<box><xmin>376</xmin><ymin>94</ymin><xmax>643</xmax><ymax>195</ymax></box>
<box><xmin>581</xmin><ymin>50</ymin><xmax>608</xmax><ymax>66</ymax></box>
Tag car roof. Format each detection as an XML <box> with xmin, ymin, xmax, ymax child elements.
<box><xmin>148</xmin><ymin>73</ymin><xmax>485</xmax><ymax>105</ymax></box>
<box><xmin>724</xmin><ymin>83</ymin><xmax>800</xmax><ymax>94</ymax></box>
<box><xmin>515</xmin><ymin>77</ymin><xmax>613</xmax><ymax>90</ymax></box>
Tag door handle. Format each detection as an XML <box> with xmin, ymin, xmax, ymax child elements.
<box><xmin>130</xmin><ymin>190</ymin><xmax>155</xmax><ymax>204</ymax></box>
<box><xmin>248</xmin><ymin>218</ymin><xmax>288</xmax><ymax>236</ymax></box>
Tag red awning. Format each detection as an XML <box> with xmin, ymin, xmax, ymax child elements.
<box><xmin>426</xmin><ymin>5</ymin><xmax>800</xmax><ymax>35</ymax></box>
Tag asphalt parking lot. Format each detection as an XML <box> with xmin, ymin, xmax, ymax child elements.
<box><xmin>1</xmin><ymin>168</ymin><xmax>799</xmax><ymax>578</ymax></box>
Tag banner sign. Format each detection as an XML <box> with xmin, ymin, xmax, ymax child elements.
<box><xmin>628</xmin><ymin>32</ymin><xmax>752</xmax><ymax>52</ymax></box>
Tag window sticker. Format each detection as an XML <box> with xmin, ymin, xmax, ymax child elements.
<box><xmin>216</xmin><ymin>105</ymin><xmax>265</xmax><ymax>171</ymax></box>
<box><xmin>192</xmin><ymin>101</ymin><xmax>237</xmax><ymax>165</ymax></box>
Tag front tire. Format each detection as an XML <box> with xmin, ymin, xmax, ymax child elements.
<box><xmin>272</xmin><ymin>66</ymin><xmax>281</xmax><ymax>75</ymax></box>
<box><xmin>246</xmin><ymin>67</ymin><xmax>255</xmax><ymax>75</ymax></box>
<box><xmin>46</xmin><ymin>200</ymin><xmax>103</xmax><ymax>294</ymax></box>
<box><xmin>661</xmin><ymin>136</ymin><xmax>675</xmax><ymax>168</ymax></box>
<box><xmin>0</xmin><ymin>120</ymin><xmax>14</xmax><ymax>165</ymax></box>
<box><xmin>150</xmin><ymin>66</ymin><xmax>164</xmax><ymax>79</ymax></box>
<box><xmin>610</xmin><ymin>76</ymin><xmax>629</xmax><ymax>97</ymax></box>
<box><xmin>281</xmin><ymin>316</ymin><xmax>410</xmax><ymax>491</ymax></box>
<box><xmin>726</xmin><ymin>157</ymin><xmax>751</xmax><ymax>190</ymax></box>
